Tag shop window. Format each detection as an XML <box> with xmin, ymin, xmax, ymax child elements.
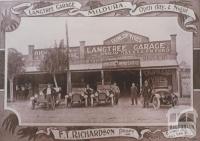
<box><xmin>194</xmin><ymin>50</ymin><xmax>200</xmax><ymax>89</ymax></box>
<box><xmin>153</xmin><ymin>76</ymin><xmax>168</xmax><ymax>88</ymax></box>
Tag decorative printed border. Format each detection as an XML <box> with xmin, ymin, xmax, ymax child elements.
<box><xmin>5</xmin><ymin>1</ymin><xmax>197</xmax><ymax>33</ymax></box>
<box><xmin>0</xmin><ymin>0</ymin><xmax>199</xmax><ymax>140</ymax></box>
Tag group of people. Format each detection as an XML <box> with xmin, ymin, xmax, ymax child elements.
<box><xmin>130</xmin><ymin>80</ymin><xmax>152</xmax><ymax>108</ymax></box>
<box><xmin>83</xmin><ymin>83</ymin><xmax>120</xmax><ymax>105</ymax></box>
<box><xmin>42</xmin><ymin>84</ymin><xmax>62</xmax><ymax>110</ymax></box>
<box><xmin>42</xmin><ymin>84</ymin><xmax>56</xmax><ymax>110</ymax></box>
<box><xmin>16</xmin><ymin>84</ymin><xmax>30</xmax><ymax>100</ymax></box>
<box><xmin>38</xmin><ymin>80</ymin><xmax>153</xmax><ymax>109</ymax></box>
<box><xmin>83</xmin><ymin>81</ymin><xmax>152</xmax><ymax>107</ymax></box>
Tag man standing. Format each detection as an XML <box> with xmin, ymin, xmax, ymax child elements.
<box><xmin>21</xmin><ymin>85</ymin><xmax>25</xmax><ymax>100</ymax></box>
<box><xmin>24</xmin><ymin>84</ymin><xmax>29</xmax><ymax>100</ymax></box>
<box><xmin>141</xmin><ymin>80</ymin><xmax>151</xmax><ymax>108</ymax></box>
<box><xmin>130</xmin><ymin>82</ymin><xmax>138</xmax><ymax>105</ymax></box>
<box><xmin>84</xmin><ymin>84</ymin><xmax>93</xmax><ymax>106</ymax></box>
<box><xmin>111</xmin><ymin>82</ymin><xmax>120</xmax><ymax>105</ymax></box>
<box><xmin>43</xmin><ymin>84</ymin><xmax>56</xmax><ymax>110</ymax></box>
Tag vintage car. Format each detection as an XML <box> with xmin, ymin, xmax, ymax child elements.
<box><xmin>91</xmin><ymin>85</ymin><xmax>114</xmax><ymax>106</ymax></box>
<box><xmin>65</xmin><ymin>87</ymin><xmax>88</xmax><ymax>107</ymax></box>
<box><xmin>30</xmin><ymin>87</ymin><xmax>61</xmax><ymax>110</ymax></box>
<box><xmin>150</xmin><ymin>88</ymin><xmax>178</xmax><ymax>109</ymax></box>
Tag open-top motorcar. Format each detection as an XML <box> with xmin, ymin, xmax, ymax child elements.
<box><xmin>65</xmin><ymin>87</ymin><xmax>88</xmax><ymax>107</ymax></box>
<box><xmin>150</xmin><ymin>88</ymin><xmax>178</xmax><ymax>109</ymax></box>
<box><xmin>91</xmin><ymin>84</ymin><xmax>114</xmax><ymax>106</ymax></box>
<box><xmin>30</xmin><ymin>86</ymin><xmax>61</xmax><ymax>110</ymax></box>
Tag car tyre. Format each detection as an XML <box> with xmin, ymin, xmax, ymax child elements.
<box><xmin>152</xmin><ymin>96</ymin><xmax>160</xmax><ymax>109</ymax></box>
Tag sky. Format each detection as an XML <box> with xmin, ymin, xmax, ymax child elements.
<box><xmin>6</xmin><ymin>17</ymin><xmax>193</xmax><ymax>65</ymax></box>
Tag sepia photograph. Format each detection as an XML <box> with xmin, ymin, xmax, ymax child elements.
<box><xmin>5</xmin><ymin>17</ymin><xmax>193</xmax><ymax>126</ymax></box>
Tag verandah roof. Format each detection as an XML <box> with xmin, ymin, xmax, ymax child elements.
<box><xmin>24</xmin><ymin>60</ymin><xmax>178</xmax><ymax>73</ymax></box>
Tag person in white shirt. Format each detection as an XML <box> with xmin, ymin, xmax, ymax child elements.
<box><xmin>43</xmin><ymin>84</ymin><xmax>56</xmax><ymax>110</ymax></box>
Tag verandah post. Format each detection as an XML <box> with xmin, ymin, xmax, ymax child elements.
<box><xmin>140</xmin><ymin>69</ymin><xmax>142</xmax><ymax>93</ymax></box>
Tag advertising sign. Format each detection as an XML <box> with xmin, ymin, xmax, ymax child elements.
<box><xmin>102</xmin><ymin>59</ymin><xmax>140</xmax><ymax>68</ymax></box>
<box><xmin>103</xmin><ymin>30</ymin><xmax>149</xmax><ymax>45</ymax></box>
<box><xmin>85</xmin><ymin>40</ymin><xmax>171</xmax><ymax>57</ymax></box>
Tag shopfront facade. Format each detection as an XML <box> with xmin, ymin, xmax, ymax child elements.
<box><xmin>18</xmin><ymin>30</ymin><xmax>180</xmax><ymax>98</ymax></box>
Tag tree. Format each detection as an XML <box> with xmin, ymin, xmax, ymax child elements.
<box><xmin>8</xmin><ymin>48</ymin><xmax>24</xmax><ymax>101</ymax></box>
<box><xmin>39</xmin><ymin>39</ymin><xmax>68</xmax><ymax>88</ymax></box>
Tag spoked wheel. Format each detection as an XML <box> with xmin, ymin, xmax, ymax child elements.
<box><xmin>152</xmin><ymin>96</ymin><xmax>160</xmax><ymax>109</ymax></box>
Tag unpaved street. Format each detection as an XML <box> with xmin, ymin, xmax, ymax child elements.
<box><xmin>7</xmin><ymin>97</ymin><xmax>191</xmax><ymax>126</ymax></box>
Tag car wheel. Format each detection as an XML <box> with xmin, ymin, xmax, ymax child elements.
<box><xmin>152</xmin><ymin>96</ymin><xmax>160</xmax><ymax>109</ymax></box>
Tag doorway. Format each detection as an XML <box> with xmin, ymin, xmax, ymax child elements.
<box><xmin>105</xmin><ymin>70</ymin><xmax>140</xmax><ymax>97</ymax></box>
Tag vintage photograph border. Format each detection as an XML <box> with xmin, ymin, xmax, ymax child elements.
<box><xmin>1</xmin><ymin>0</ymin><xmax>196</xmax><ymax>127</ymax></box>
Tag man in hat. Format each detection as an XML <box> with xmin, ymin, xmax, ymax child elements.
<box><xmin>111</xmin><ymin>82</ymin><xmax>120</xmax><ymax>105</ymax></box>
<box><xmin>141</xmin><ymin>80</ymin><xmax>151</xmax><ymax>108</ymax></box>
<box><xmin>130</xmin><ymin>82</ymin><xmax>138</xmax><ymax>105</ymax></box>
<box><xmin>43</xmin><ymin>84</ymin><xmax>56</xmax><ymax>110</ymax></box>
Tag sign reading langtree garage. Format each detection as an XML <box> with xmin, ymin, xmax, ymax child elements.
<box><xmin>85</xmin><ymin>40</ymin><xmax>171</xmax><ymax>57</ymax></box>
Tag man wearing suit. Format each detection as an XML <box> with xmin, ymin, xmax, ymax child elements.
<box><xmin>130</xmin><ymin>82</ymin><xmax>138</xmax><ymax>105</ymax></box>
<box><xmin>111</xmin><ymin>82</ymin><xmax>120</xmax><ymax>105</ymax></box>
<box><xmin>141</xmin><ymin>80</ymin><xmax>151</xmax><ymax>108</ymax></box>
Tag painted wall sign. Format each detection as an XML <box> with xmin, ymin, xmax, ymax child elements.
<box><xmin>33</xmin><ymin>47</ymin><xmax>80</xmax><ymax>60</ymax></box>
<box><xmin>85</xmin><ymin>40</ymin><xmax>171</xmax><ymax>57</ymax></box>
<box><xmin>102</xmin><ymin>59</ymin><xmax>140</xmax><ymax>68</ymax></box>
<box><xmin>104</xmin><ymin>31</ymin><xmax>149</xmax><ymax>45</ymax></box>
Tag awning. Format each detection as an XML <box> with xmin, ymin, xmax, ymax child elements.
<box><xmin>24</xmin><ymin>60</ymin><xmax>178</xmax><ymax>72</ymax></box>
<box><xmin>70</xmin><ymin>63</ymin><xmax>102</xmax><ymax>71</ymax></box>
<box><xmin>141</xmin><ymin>60</ymin><xmax>178</xmax><ymax>68</ymax></box>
